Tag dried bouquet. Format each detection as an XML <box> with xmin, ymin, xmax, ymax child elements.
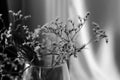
<box><xmin>0</xmin><ymin>10</ymin><xmax>108</xmax><ymax>80</ymax></box>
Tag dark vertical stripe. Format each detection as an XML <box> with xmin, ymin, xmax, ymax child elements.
<box><xmin>0</xmin><ymin>0</ymin><xmax>9</xmax><ymax>29</ymax></box>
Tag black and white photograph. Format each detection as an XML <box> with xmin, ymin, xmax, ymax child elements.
<box><xmin>0</xmin><ymin>0</ymin><xmax>120</xmax><ymax>80</ymax></box>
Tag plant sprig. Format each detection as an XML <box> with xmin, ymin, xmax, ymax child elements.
<box><xmin>0</xmin><ymin>10</ymin><xmax>108</xmax><ymax>80</ymax></box>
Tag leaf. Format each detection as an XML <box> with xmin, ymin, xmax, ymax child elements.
<box><xmin>21</xmin><ymin>45</ymin><xmax>43</xmax><ymax>66</ymax></box>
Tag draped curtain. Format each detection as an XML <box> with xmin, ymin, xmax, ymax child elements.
<box><xmin>69</xmin><ymin>0</ymin><xmax>120</xmax><ymax>80</ymax></box>
<box><xmin>45</xmin><ymin>0</ymin><xmax>68</xmax><ymax>22</ymax></box>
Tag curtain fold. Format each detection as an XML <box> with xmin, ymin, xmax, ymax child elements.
<box><xmin>69</xmin><ymin>0</ymin><xmax>120</xmax><ymax>80</ymax></box>
<box><xmin>45</xmin><ymin>0</ymin><xmax>68</xmax><ymax>22</ymax></box>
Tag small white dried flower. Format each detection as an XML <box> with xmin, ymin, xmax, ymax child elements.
<box><xmin>0</xmin><ymin>14</ymin><xmax>2</xmax><ymax>19</ymax></box>
<box><xmin>0</xmin><ymin>14</ymin><xmax>2</xmax><ymax>17</ymax></box>
<box><xmin>24</xmin><ymin>15</ymin><xmax>31</xmax><ymax>19</ymax></box>
<box><xmin>17</xmin><ymin>10</ymin><xmax>22</xmax><ymax>15</ymax></box>
<box><xmin>9</xmin><ymin>23</ymin><xmax>12</xmax><ymax>27</ymax></box>
<box><xmin>13</xmin><ymin>13</ymin><xmax>16</xmax><ymax>16</ymax></box>
<box><xmin>9</xmin><ymin>10</ymin><xmax>13</xmax><ymax>13</ymax></box>
<box><xmin>19</xmin><ymin>14</ymin><xmax>23</xmax><ymax>18</ymax></box>
<box><xmin>23</xmin><ymin>25</ymin><xmax>28</xmax><ymax>29</ymax></box>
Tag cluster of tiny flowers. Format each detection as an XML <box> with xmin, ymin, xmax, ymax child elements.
<box><xmin>0</xmin><ymin>10</ymin><xmax>108</xmax><ymax>80</ymax></box>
